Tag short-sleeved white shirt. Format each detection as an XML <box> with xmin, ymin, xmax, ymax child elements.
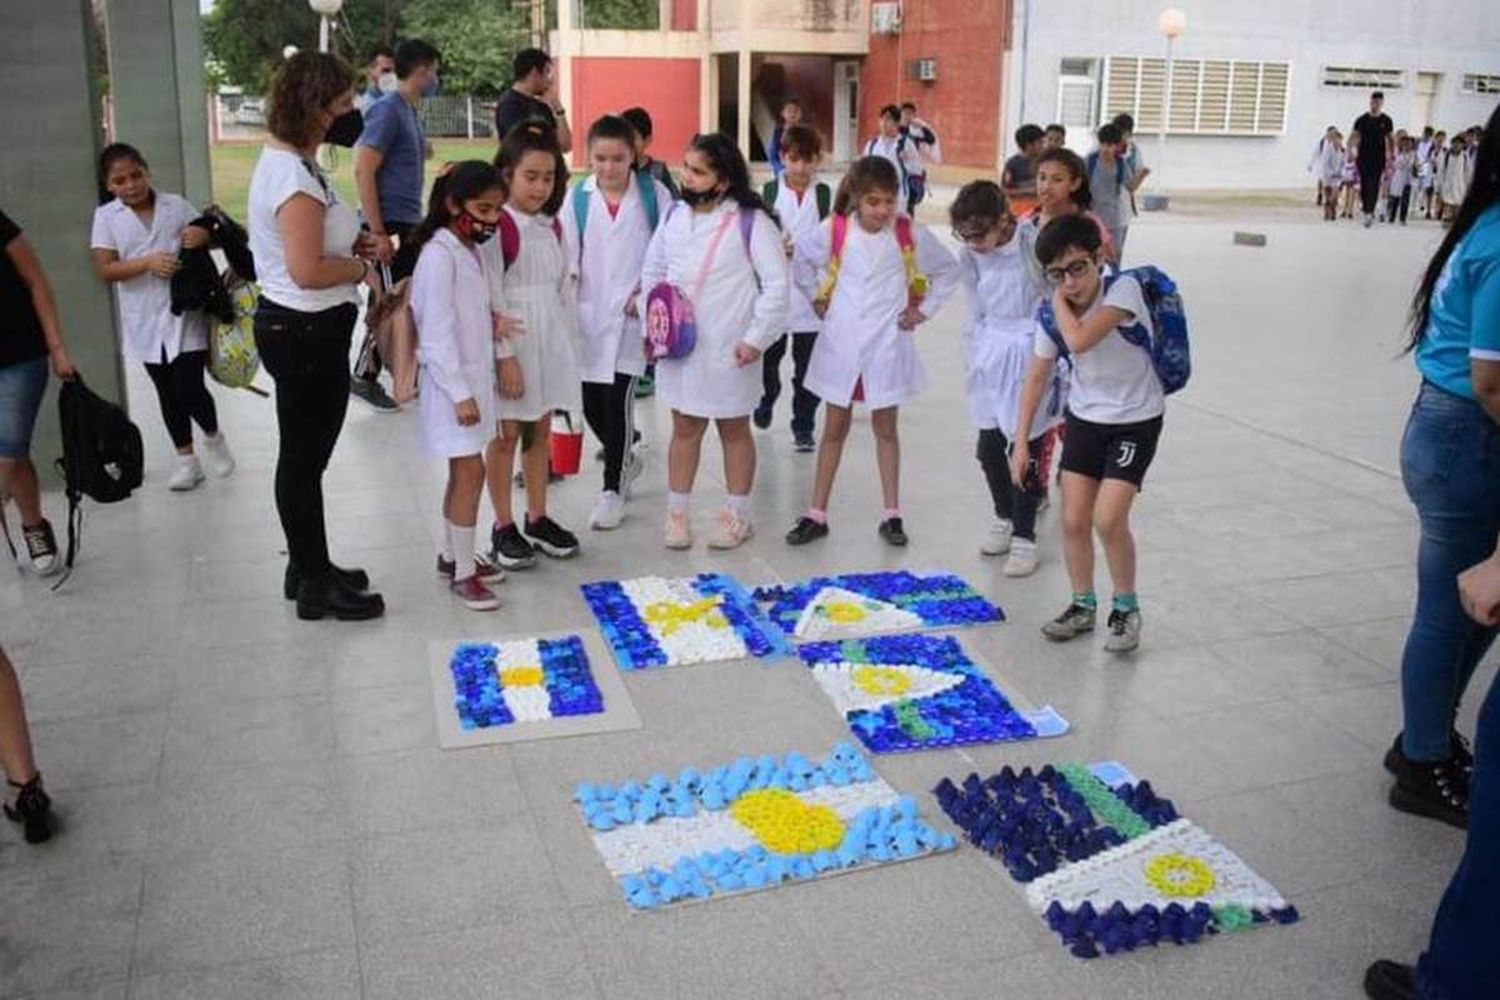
<box><xmin>1034</xmin><ymin>273</ymin><xmax>1164</xmax><ymax>424</ymax></box>
<box><xmin>247</xmin><ymin>146</ymin><xmax>361</xmax><ymax>312</ymax></box>
<box><xmin>90</xmin><ymin>192</ymin><xmax>208</xmax><ymax>364</ymax></box>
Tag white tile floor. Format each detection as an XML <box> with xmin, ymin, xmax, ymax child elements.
<box><xmin>2</xmin><ymin>210</ymin><xmax>1488</xmax><ymax>999</ymax></box>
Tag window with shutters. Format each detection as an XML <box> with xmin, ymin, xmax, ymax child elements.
<box><xmin>1462</xmin><ymin>73</ymin><xmax>1500</xmax><ymax>94</ymax></box>
<box><xmin>1322</xmin><ymin>66</ymin><xmax>1404</xmax><ymax>89</ymax></box>
<box><xmin>1102</xmin><ymin>56</ymin><xmax>1290</xmax><ymax>136</ymax></box>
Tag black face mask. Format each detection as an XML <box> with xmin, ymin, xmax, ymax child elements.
<box><xmin>680</xmin><ymin>185</ymin><xmax>722</xmax><ymax>208</ymax></box>
<box><xmin>325</xmin><ymin>108</ymin><xmax>364</xmax><ymax>148</ymax></box>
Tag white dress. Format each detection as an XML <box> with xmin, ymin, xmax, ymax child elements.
<box><xmin>1439</xmin><ymin>151</ymin><xmax>1472</xmax><ymax>205</ymax></box>
<box><xmin>636</xmin><ymin>200</ymin><xmax>790</xmax><ymax>419</ymax></box>
<box><xmin>795</xmin><ymin>216</ymin><xmax>959</xmax><ymax>409</ymax></box>
<box><xmin>958</xmin><ymin>238</ymin><xmax>1063</xmax><ymax>440</ymax></box>
<box><xmin>562</xmin><ymin>174</ymin><xmax>671</xmax><ymax>383</ymax></box>
<box><xmin>485</xmin><ymin>206</ymin><xmax>581</xmax><ymax>422</ymax></box>
<box><xmin>412</xmin><ymin>228</ymin><xmax>497</xmax><ymax>458</ymax></box>
<box><xmin>89</xmin><ymin>193</ymin><xmax>208</xmax><ymax>364</ymax></box>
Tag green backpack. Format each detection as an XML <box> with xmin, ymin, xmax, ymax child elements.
<box><xmin>762</xmin><ymin>179</ymin><xmax>832</xmax><ymax>219</ymax></box>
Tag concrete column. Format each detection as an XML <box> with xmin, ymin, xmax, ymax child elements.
<box><xmin>735</xmin><ymin>0</ymin><xmax>751</xmax><ymax>152</ymax></box>
<box><xmin>0</xmin><ymin>0</ymin><xmax>125</xmax><ymax>469</ymax></box>
<box><xmin>697</xmin><ymin>0</ymin><xmax>713</xmax><ymax>132</ymax></box>
<box><xmin>105</xmin><ymin>0</ymin><xmax>212</xmax><ymax>206</ymax></box>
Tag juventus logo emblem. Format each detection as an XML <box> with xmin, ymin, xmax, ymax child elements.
<box><xmin>1117</xmin><ymin>441</ymin><xmax>1138</xmax><ymax>468</ymax></box>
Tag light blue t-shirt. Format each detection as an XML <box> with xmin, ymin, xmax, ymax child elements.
<box><xmin>1416</xmin><ymin>203</ymin><xmax>1500</xmax><ymax>400</ymax></box>
<box><xmin>355</xmin><ymin>91</ymin><xmax>425</xmax><ymax>226</ymax></box>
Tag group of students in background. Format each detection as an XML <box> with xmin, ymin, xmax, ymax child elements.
<box><xmin>1312</xmin><ymin>91</ymin><xmax>1482</xmax><ymax>226</ymax></box>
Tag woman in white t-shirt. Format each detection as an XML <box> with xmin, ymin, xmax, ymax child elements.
<box><xmin>248</xmin><ymin>51</ymin><xmax>384</xmax><ymax>622</ymax></box>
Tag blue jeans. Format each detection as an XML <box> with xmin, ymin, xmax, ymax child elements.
<box><xmin>0</xmin><ymin>357</ymin><xmax>48</xmax><ymax>458</ymax></box>
<box><xmin>1399</xmin><ymin>382</ymin><xmax>1500</xmax><ymax>762</ymax></box>
<box><xmin>1417</xmin><ymin>672</ymin><xmax>1500</xmax><ymax>998</ymax></box>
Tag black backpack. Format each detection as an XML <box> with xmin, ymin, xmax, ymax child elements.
<box><xmin>52</xmin><ymin>377</ymin><xmax>143</xmax><ymax>582</ymax></box>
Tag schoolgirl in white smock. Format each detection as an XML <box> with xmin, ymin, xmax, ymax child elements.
<box><xmin>563</xmin><ymin>174</ymin><xmax>671</xmax><ymax>383</ymax></box>
<box><xmin>795</xmin><ymin>217</ymin><xmax>959</xmax><ymax>409</ymax></box>
<box><xmin>90</xmin><ymin>192</ymin><xmax>207</xmax><ymax>363</ymax></box>
<box><xmin>412</xmin><ymin>228</ymin><xmax>497</xmax><ymax>457</ymax></box>
<box><xmin>636</xmin><ymin>199</ymin><xmax>789</xmax><ymax>418</ymax></box>
<box><xmin>958</xmin><ymin>226</ymin><xmax>1063</xmax><ymax>437</ymax></box>
<box><xmin>485</xmin><ymin>205</ymin><xmax>581</xmax><ymax>421</ymax></box>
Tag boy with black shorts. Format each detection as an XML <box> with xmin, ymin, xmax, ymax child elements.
<box><xmin>1011</xmin><ymin>214</ymin><xmax>1164</xmax><ymax>653</ymax></box>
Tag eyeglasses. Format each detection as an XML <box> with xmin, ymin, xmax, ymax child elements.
<box><xmin>1044</xmin><ymin>258</ymin><xmax>1095</xmax><ymax>284</ymax></box>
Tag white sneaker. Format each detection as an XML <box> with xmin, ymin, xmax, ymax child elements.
<box><xmin>621</xmin><ymin>446</ymin><xmax>644</xmax><ymax>498</ymax></box>
<box><xmin>590</xmin><ymin>490</ymin><xmax>626</xmax><ymax>530</ymax></box>
<box><xmin>168</xmin><ymin>456</ymin><xmax>205</xmax><ymax>492</ymax></box>
<box><xmin>980</xmin><ymin>518</ymin><xmax>1013</xmax><ymax>556</ymax></box>
<box><xmin>201</xmin><ymin>433</ymin><xmax>235</xmax><ymax>478</ymax></box>
<box><xmin>707</xmin><ymin>508</ymin><xmax>755</xmax><ymax>550</ymax></box>
<box><xmin>664</xmin><ymin>508</ymin><xmax>693</xmax><ymax>550</ymax></box>
<box><xmin>1003</xmin><ymin>538</ymin><xmax>1039</xmax><ymax>577</ymax></box>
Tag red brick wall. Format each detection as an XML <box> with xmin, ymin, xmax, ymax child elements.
<box><xmin>861</xmin><ymin>0</ymin><xmax>1011</xmax><ymax>169</ymax></box>
<box><xmin>570</xmin><ymin>57</ymin><xmax>701</xmax><ymax>168</ymax></box>
<box><xmin>671</xmin><ymin>0</ymin><xmax>697</xmax><ymax>30</ymax></box>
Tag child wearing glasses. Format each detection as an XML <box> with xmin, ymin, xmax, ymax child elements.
<box><xmin>949</xmin><ymin>181</ymin><xmax>1057</xmax><ymax>577</ymax></box>
<box><xmin>1012</xmin><ymin>214</ymin><xmax>1164</xmax><ymax>653</ymax></box>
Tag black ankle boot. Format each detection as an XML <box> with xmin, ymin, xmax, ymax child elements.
<box><xmin>284</xmin><ymin>562</ymin><xmax>371</xmax><ymax>600</ymax></box>
<box><xmin>295</xmin><ymin>574</ymin><xmax>385</xmax><ymax>621</ymax></box>
<box><xmin>1387</xmin><ymin>744</ymin><xmax>1468</xmax><ymax>830</ymax></box>
<box><xmin>5</xmin><ymin>774</ymin><xmax>54</xmax><ymax>844</ymax></box>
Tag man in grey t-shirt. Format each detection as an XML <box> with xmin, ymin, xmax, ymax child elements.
<box><xmin>1088</xmin><ymin>122</ymin><xmax>1133</xmax><ymax>259</ymax></box>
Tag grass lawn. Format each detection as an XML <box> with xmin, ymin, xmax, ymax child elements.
<box><xmin>209</xmin><ymin>138</ymin><xmax>500</xmax><ymax>222</ymax></box>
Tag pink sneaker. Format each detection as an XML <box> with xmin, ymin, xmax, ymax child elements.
<box><xmin>436</xmin><ymin>551</ymin><xmax>507</xmax><ymax>585</ymax></box>
<box><xmin>707</xmin><ymin>508</ymin><xmax>755</xmax><ymax>550</ymax></box>
<box><xmin>451</xmin><ymin>575</ymin><xmax>501</xmax><ymax>611</ymax></box>
<box><xmin>664</xmin><ymin>508</ymin><xmax>693</xmax><ymax>550</ymax></box>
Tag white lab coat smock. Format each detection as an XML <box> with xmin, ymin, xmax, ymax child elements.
<box><xmin>769</xmin><ymin>181</ymin><xmax>828</xmax><ymax>334</ymax></box>
<box><xmin>958</xmin><ymin>235</ymin><xmax>1063</xmax><ymax>439</ymax></box>
<box><xmin>795</xmin><ymin>216</ymin><xmax>958</xmax><ymax>409</ymax></box>
<box><xmin>90</xmin><ymin>193</ymin><xmax>208</xmax><ymax>364</ymax></box>
<box><xmin>412</xmin><ymin>228</ymin><xmax>498</xmax><ymax>458</ymax></box>
<box><xmin>561</xmin><ymin>174</ymin><xmax>671</xmax><ymax>383</ymax></box>
<box><xmin>485</xmin><ymin>206</ymin><xmax>582</xmax><ymax>422</ymax></box>
<box><xmin>636</xmin><ymin>200</ymin><xmax>790</xmax><ymax>419</ymax></box>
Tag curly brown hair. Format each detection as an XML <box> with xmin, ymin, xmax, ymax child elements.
<box><xmin>267</xmin><ymin>51</ymin><xmax>356</xmax><ymax>148</ymax></box>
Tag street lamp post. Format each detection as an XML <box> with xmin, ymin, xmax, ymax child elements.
<box><xmin>1156</xmin><ymin>7</ymin><xmax>1186</xmax><ymax>186</ymax></box>
<box><xmin>308</xmin><ymin>0</ymin><xmax>344</xmax><ymax>54</ymax></box>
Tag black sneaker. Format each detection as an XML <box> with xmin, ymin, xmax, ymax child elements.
<box><xmin>21</xmin><ymin>519</ymin><xmax>60</xmax><ymax>576</ymax></box>
<box><xmin>1384</xmin><ymin>732</ymin><xmax>1474</xmax><ymax>778</ymax></box>
<box><xmin>878</xmin><ymin>517</ymin><xmax>908</xmax><ymax>547</ymax></box>
<box><xmin>351</xmin><ymin>378</ymin><xmax>400</xmax><ymax>412</ymax></box>
<box><xmin>1388</xmin><ymin>750</ymin><xmax>1468</xmax><ymax>830</ymax></box>
<box><xmin>1362</xmin><ymin>960</ymin><xmax>1415</xmax><ymax>1000</ymax></box>
<box><xmin>524</xmin><ymin>515</ymin><xmax>579</xmax><ymax>559</ymax></box>
<box><xmin>634</xmin><ymin>374</ymin><xmax>655</xmax><ymax>398</ymax></box>
<box><xmin>490</xmin><ymin>523</ymin><xmax>537</xmax><ymax>569</ymax></box>
<box><xmin>793</xmin><ymin>432</ymin><xmax>816</xmax><ymax>453</ymax></box>
<box><xmin>283</xmin><ymin>562</ymin><xmax>370</xmax><ymax>601</ymax></box>
<box><xmin>4</xmin><ymin>774</ymin><xmax>54</xmax><ymax>844</ymax></box>
<box><xmin>1041</xmin><ymin>603</ymin><xmax>1097</xmax><ymax>641</ymax></box>
<box><xmin>753</xmin><ymin>403</ymin><xmax>773</xmax><ymax>430</ymax></box>
<box><xmin>785</xmin><ymin>516</ymin><xmax>829</xmax><ymax>546</ymax></box>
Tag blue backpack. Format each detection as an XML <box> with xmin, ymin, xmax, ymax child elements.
<box><xmin>1036</xmin><ymin>265</ymin><xmax>1191</xmax><ymax>394</ymax></box>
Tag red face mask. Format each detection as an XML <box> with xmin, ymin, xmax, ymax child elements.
<box><xmin>454</xmin><ymin>210</ymin><xmax>496</xmax><ymax>245</ymax></box>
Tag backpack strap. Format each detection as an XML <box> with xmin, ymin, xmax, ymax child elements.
<box><xmin>815</xmin><ymin>182</ymin><xmax>831</xmax><ymax>220</ymax></box>
<box><xmin>571</xmin><ymin>184</ymin><xmax>590</xmax><ymax>262</ymax></box>
<box><xmin>814</xmin><ymin>214</ymin><xmax>850</xmax><ymax>310</ymax></box>
<box><xmin>498</xmin><ymin>210</ymin><xmax>521</xmax><ymax>271</ymax></box>
<box><xmin>762</xmin><ymin>179</ymin><xmax>779</xmax><ymax>206</ymax></box>
<box><xmin>737</xmin><ymin>209</ymin><xmax>756</xmax><ymax>257</ymax></box>
<box><xmin>637</xmin><ymin>170</ymin><xmax>660</xmax><ymax>230</ymax></box>
<box><xmin>893</xmin><ymin>216</ymin><xmax>929</xmax><ymax>308</ymax></box>
<box><xmin>552</xmin><ymin>217</ymin><xmax>563</xmax><ymax>243</ymax></box>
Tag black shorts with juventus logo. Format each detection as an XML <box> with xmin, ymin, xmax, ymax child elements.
<box><xmin>1058</xmin><ymin>410</ymin><xmax>1164</xmax><ymax>488</ymax></box>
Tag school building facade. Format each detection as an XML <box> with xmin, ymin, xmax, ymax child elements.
<box><xmin>551</xmin><ymin>0</ymin><xmax>1500</xmax><ymax>189</ymax></box>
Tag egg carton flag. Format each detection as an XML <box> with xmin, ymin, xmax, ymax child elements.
<box><xmin>932</xmin><ymin>760</ymin><xmax>1298</xmax><ymax>958</ymax></box>
<box><xmin>577</xmin><ymin>744</ymin><xmax>956</xmax><ymax>909</ymax></box>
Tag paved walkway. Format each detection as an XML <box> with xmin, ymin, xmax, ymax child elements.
<box><xmin>2</xmin><ymin>209</ymin><xmax>1482</xmax><ymax>999</ymax></box>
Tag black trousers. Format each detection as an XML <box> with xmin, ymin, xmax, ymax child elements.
<box><xmin>1358</xmin><ymin>160</ymin><xmax>1384</xmax><ymax>215</ymax></box>
<box><xmin>758</xmin><ymin>332</ymin><xmax>820</xmax><ymax>436</ymax></box>
<box><xmin>253</xmin><ymin>299</ymin><xmax>358</xmax><ymax>578</ymax></box>
<box><xmin>976</xmin><ymin>428</ymin><xmax>1046</xmax><ymax>542</ymax></box>
<box><xmin>1387</xmin><ymin>189</ymin><xmax>1411</xmax><ymax>223</ymax></box>
<box><xmin>581</xmin><ymin>372</ymin><xmax>637</xmax><ymax>493</ymax></box>
<box><xmin>143</xmin><ymin>348</ymin><xmax>217</xmax><ymax>449</ymax></box>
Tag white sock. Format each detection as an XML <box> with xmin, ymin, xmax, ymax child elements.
<box><xmin>179</xmin><ymin>452</ymin><xmax>200</xmax><ymax>467</ymax></box>
<box><xmin>440</xmin><ymin>519</ymin><xmax>455</xmax><ymax>563</ymax></box>
<box><xmin>668</xmin><ymin>491</ymin><xmax>691</xmax><ymax>513</ymax></box>
<box><xmin>449</xmin><ymin>522</ymin><xmax>476</xmax><ymax>580</ymax></box>
<box><xmin>725</xmin><ymin>493</ymin><xmax>749</xmax><ymax>515</ymax></box>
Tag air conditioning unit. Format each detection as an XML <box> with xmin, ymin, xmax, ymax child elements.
<box><xmin>910</xmin><ymin>57</ymin><xmax>937</xmax><ymax>82</ymax></box>
<box><xmin>872</xmin><ymin>2</ymin><xmax>902</xmax><ymax>34</ymax></box>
